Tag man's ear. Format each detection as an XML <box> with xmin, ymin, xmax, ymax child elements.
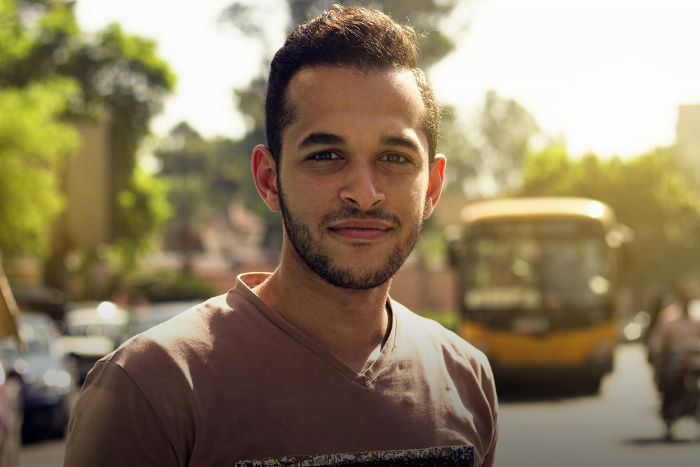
<box><xmin>251</xmin><ymin>144</ymin><xmax>281</xmax><ymax>212</ymax></box>
<box><xmin>423</xmin><ymin>154</ymin><xmax>446</xmax><ymax>220</ymax></box>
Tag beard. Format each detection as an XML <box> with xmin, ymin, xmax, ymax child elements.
<box><xmin>277</xmin><ymin>181</ymin><xmax>423</xmax><ymax>290</ymax></box>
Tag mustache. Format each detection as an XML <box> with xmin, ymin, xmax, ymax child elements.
<box><xmin>319</xmin><ymin>206</ymin><xmax>402</xmax><ymax>228</ymax></box>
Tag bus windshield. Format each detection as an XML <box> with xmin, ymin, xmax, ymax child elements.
<box><xmin>463</xmin><ymin>220</ymin><xmax>611</xmax><ymax>313</ymax></box>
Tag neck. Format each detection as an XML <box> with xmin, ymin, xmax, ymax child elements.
<box><xmin>253</xmin><ymin>243</ymin><xmax>391</xmax><ymax>372</ymax></box>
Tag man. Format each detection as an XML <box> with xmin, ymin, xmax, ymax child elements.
<box><xmin>647</xmin><ymin>289</ymin><xmax>700</xmax><ymax>439</ymax></box>
<box><xmin>65</xmin><ymin>6</ymin><xmax>498</xmax><ymax>466</ymax></box>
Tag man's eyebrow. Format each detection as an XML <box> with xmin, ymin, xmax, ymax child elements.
<box><xmin>381</xmin><ymin>135</ymin><xmax>421</xmax><ymax>152</ymax></box>
<box><xmin>297</xmin><ymin>133</ymin><xmax>345</xmax><ymax>151</ymax></box>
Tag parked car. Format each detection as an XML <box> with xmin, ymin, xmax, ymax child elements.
<box><xmin>0</xmin><ymin>282</ymin><xmax>22</xmax><ymax>463</ymax></box>
<box><xmin>8</xmin><ymin>283</ymin><xmax>67</xmax><ymax>321</ymax></box>
<box><xmin>0</xmin><ymin>312</ymin><xmax>76</xmax><ymax>441</ymax></box>
<box><xmin>58</xmin><ymin>301</ymin><xmax>129</xmax><ymax>385</ymax></box>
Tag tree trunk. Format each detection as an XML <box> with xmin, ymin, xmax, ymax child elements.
<box><xmin>0</xmin><ymin>261</ymin><xmax>22</xmax><ymax>345</ymax></box>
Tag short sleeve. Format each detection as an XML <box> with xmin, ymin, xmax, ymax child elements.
<box><xmin>64</xmin><ymin>360</ymin><xmax>181</xmax><ymax>467</ymax></box>
<box><xmin>478</xmin><ymin>356</ymin><xmax>498</xmax><ymax>467</ymax></box>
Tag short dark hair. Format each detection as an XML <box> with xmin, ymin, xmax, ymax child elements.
<box><xmin>265</xmin><ymin>5</ymin><xmax>439</xmax><ymax>166</ymax></box>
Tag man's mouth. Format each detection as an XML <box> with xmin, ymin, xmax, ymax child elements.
<box><xmin>327</xmin><ymin>219</ymin><xmax>393</xmax><ymax>241</ymax></box>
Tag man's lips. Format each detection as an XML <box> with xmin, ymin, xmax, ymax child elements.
<box><xmin>327</xmin><ymin>219</ymin><xmax>393</xmax><ymax>240</ymax></box>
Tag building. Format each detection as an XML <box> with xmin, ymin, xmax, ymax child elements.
<box><xmin>676</xmin><ymin>104</ymin><xmax>700</xmax><ymax>182</ymax></box>
<box><xmin>40</xmin><ymin>118</ymin><xmax>114</xmax><ymax>297</ymax></box>
<box><xmin>64</xmin><ymin>118</ymin><xmax>113</xmax><ymax>250</ymax></box>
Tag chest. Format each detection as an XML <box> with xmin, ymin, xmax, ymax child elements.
<box><xmin>184</xmin><ymin>357</ymin><xmax>476</xmax><ymax>465</ymax></box>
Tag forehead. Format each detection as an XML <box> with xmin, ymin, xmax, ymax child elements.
<box><xmin>283</xmin><ymin>65</ymin><xmax>427</xmax><ymax>153</ymax></box>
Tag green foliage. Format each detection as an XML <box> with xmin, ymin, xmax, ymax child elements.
<box><xmin>156</xmin><ymin>123</ymin><xmax>250</xmax><ymax>216</ymax></box>
<box><xmin>516</xmin><ymin>145</ymin><xmax>700</xmax><ymax>291</ymax></box>
<box><xmin>441</xmin><ymin>91</ymin><xmax>540</xmax><ymax>198</ymax></box>
<box><xmin>0</xmin><ymin>0</ymin><xmax>32</xmax><ymax>68</ymax></box>
<box><xmin>154</xmin><ymin>122</ymin><xmax>280</xmax><ymax>259</ymax></box>
<box><xmin>0</xmin><ymin>0</ymin><xmax>79</xmax><ymax>87</ymax></box>
<box><xmin>0</xmin><ymin>0</ymin><xmax>79</xmax><ymax>256</ymax></box>
<box><xmin>439</xmin><ymin>105</ymin><xmax>477</xmax><ymax>195</ymax></box>
<box><xmin>222</xmin><ymin>0</ymin><xmax>467</xmax><ymax>67</ymax></box>
<box><xmin>1</xmin><ymin>0</ymin><xmax>175</xmax><ymax>286</ymax></box>
<box><xmin>108</xmin><ymin>165</ymin><xmax>171</xmax><ymax>271</ymax></box>
<box><xmin>417</xmin><ymin>309</ymin><xmax>458</xmax><ymax>332</ymax></box>
<box><xmin>478</xmin><ymin>90</ymin><xmax>539</xmax><ymax>188</ymax></box>
<box><xmin>69</xmin><ymin>23</ymin><xmax>175</xmax><ymax>118</ymax></box>
<box><xmin>66</xmin><ymin>23</ymin><xmax>175</xmax><ymax>267</ymax></box>
<box><xmin>157</xmin><ymin>123</ymin><xmax>255</xmax><ymax>214</ymax></box>
<box><xmin>414</xmin><ymin>221</ymin><xmax>448</xmax><ymax>262</ymax></box>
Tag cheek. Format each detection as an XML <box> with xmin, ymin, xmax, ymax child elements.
<box><xmin>397</xmin><ymin>181</ymin><xmax>429</xmax><ymax>217</ymax></box>
<box><xmin>281</xmin><ymin>172</ymin><xmax>328</xmax><ymax>210</ymax></box>
<box><xmin>413</xmin><ymin>176</ymin><xmax>430</xmax><ymax>201</ymax></box>
<box><xmin>283</xmin><ymin>188</ymin><xmax>328</xmax><ymax>227</ymax></box>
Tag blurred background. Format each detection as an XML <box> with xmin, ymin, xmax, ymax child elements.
<box><xmin>1</xmin><ymin>0</ymin><xmax>700</xmax><ymax>465</ymax></box>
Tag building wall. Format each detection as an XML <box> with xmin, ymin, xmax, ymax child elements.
<box><xmin>389</xmin><ymin>264</ymin><xmax>457</xmax><ymax>313</ymax></box>
<box><xmin>431</xmin><ymin>192</ymin><xmax>470</xmax><ymax>230</ymax></box>
<box><xmin>677</xmin><ymin>104</ymin><xmax>700</xmax><ymax>180</ymax></box>
<box><xmin>64</xmin><ymin>119</ymin><xmax>112</xmax><ymax>249</ymax></box>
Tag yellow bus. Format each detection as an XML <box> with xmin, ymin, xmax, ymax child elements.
<box><xmin>447</xmin><ymin>197</ymin><xmax>632</xmax><ymax>392</ymax></box>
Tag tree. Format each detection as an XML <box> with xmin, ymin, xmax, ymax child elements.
<box><xmin>59</xmin><ymin>21</ymin><xmax>175</xmax><ymax>277</ymax></box>
<box><xmin>516</xmin><ymin>145</ymin><xmax>700</xmax><ymax>297</ymax></box>
<box><xmin>0</xmin><ymin>0</ymin><xmax>79</xmax><ymax>254</ymax></box>
<box><xmin>440</xmin><ymin>90</ymin><xmax>540</xmax><ymax>198</ymax></box>
<box><xmin>154</xmin><ymin>122</ymin><xmax>276</xmax><ymax>269</ymax></box>
<box><xmin>0</xmin><ymin>80</ymin><xmax>78</xmax><ymax>256</ymax></box>
<box><xmin>156</xmin><ymin>123</ymin><xmax>229</xmax><ymax>273</ymax></box>
<box><xmin>222</xmin><ymin>0</ymin><xmax>466</xmax><ymax>68</ymax></box>
<box><xmin>0</xmin><ymin>0</ymin><xmax>78</xmax><ymax>321</ymax></box>
<box><xmin>1</xmin><ymin>0</ymin><xmax>175</xmax><ymax>293</ymax></box>
<box><xmin>477</xmin><ymin>90</ymin><xmax>540</xmax><ymax>192</ymax></box>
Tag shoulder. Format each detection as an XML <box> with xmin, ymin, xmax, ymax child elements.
<box><xmin>103</xmin><ymin>294</ymin><xmax>234</xmax><ymax>381</ymax></box>
<box><xmin>72</xmin><ymin>295</ymin><xmax>235</xmax><ymax>451</ymax></box>
<box><xmin>66</xmin><ymin>358</ymin><xmax>183</xmax><ymax>466</ymax></box>
<box><xmin>116</xmin><ymin>296</ymin><xmax>222</xmax><ymax>352</ymax></box>
<box><xmin>391</xmin><ymin>300</ymin><xmax>493</xmax><ymax>380</ymax></box>
<box><xmin>102</xmin><ymin>290</ymin><xmax>277</xmax><ymax>384</ymax></box>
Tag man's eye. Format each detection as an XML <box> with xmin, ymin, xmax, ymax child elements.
<box><xmin>380</xmin><ymin>153</ymin><xmax>411</xmax><ymax>164</ymax></box>
<box><xmin>309</xmin><ymin>151</ymin><xmax>342</xmax><ymax>161</ymax></box>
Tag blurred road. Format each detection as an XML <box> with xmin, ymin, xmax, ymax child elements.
<box><xmin>17</xmin><ymin>439</ymin><xmax>63</xmax><ymax>466</ymax></box>
<box><xmin>16</xmin><ymin>344</ymin><xmax>700</xmax><ymax>466</ymax></box>
<box><xmin>496</xmin><ymin>343</ymin><xmax>700</xmax><ymax>466</ymax></box>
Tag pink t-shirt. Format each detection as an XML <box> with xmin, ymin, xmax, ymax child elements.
<box><xmin>65</xmin><ymin>273</ymin><xmax>498</xmax><ymax>466</ymax></box>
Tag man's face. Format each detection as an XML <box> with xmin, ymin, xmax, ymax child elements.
<box><xmin>276</xmin><ymin>65</ymin><xmax>443</xmax><ymax>289</ymax></box>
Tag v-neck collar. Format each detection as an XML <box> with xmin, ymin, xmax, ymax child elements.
<box><xmin>227</xmin><ymin>272</ymin><xmax>398</xmax><ymax>387</ymax></box>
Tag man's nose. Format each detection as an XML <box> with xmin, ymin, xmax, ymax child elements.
<box><xmin>338</xmin><ymin>162</ymin><xmax>385</xmax><ymax>210</ymax></box>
